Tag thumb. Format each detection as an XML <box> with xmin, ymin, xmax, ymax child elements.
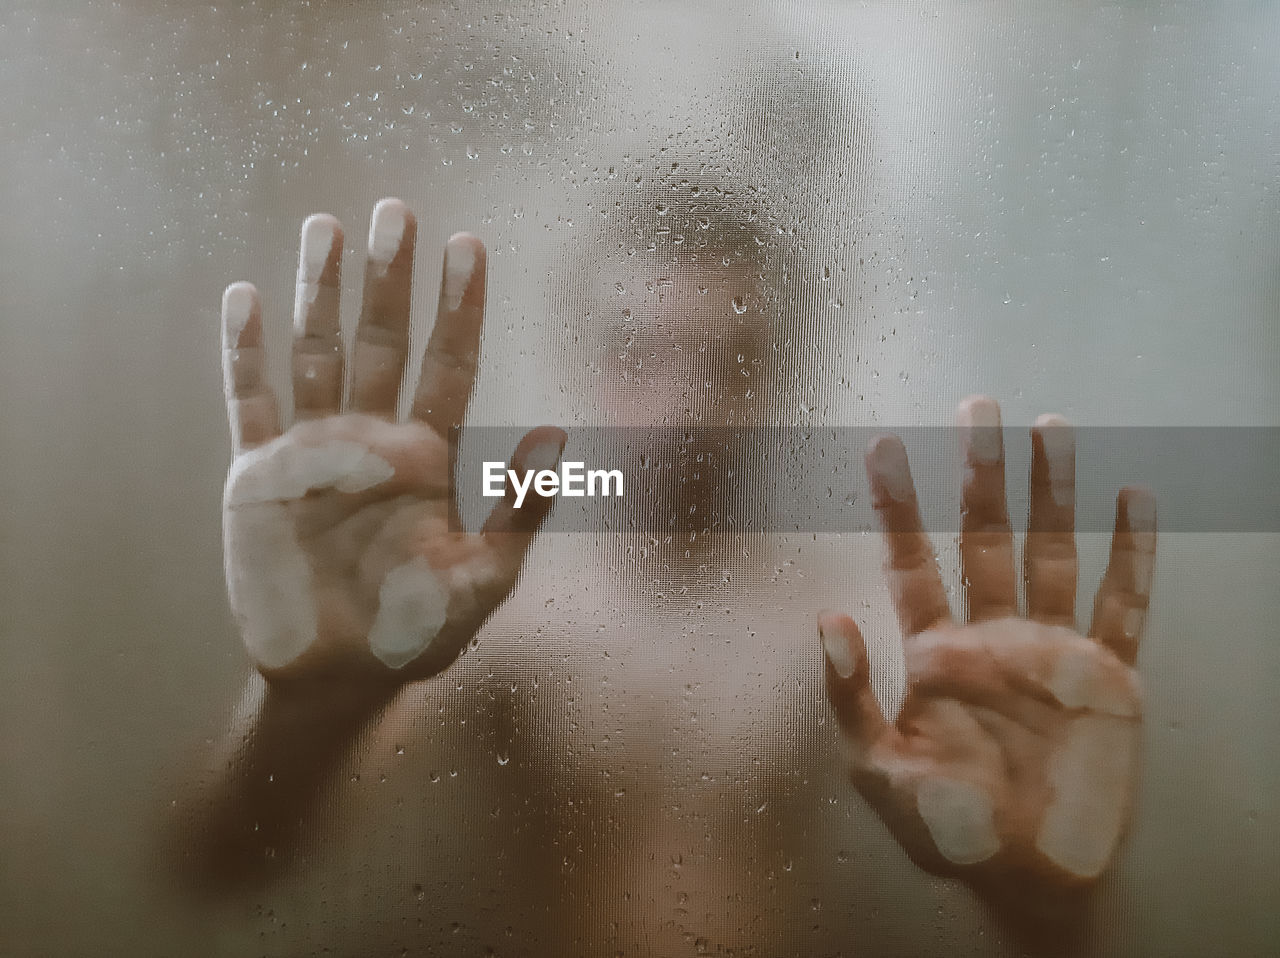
<box><xmin>818</xmin><ymin>611</ymin><xmax>891</xmax><ymax>757</ymax></box>
<box><xmin>481</xmin><ymin>425</ymin><xmax>567</xmax><ymax>570</ymax></box>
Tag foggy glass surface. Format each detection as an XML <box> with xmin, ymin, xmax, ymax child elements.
<box><xmin>1</xmin><ymin>1</ymin><xmax>1277</xmax><ymax>955</ymax></box>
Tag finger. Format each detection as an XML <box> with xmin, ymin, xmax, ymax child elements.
<box><xmin>957</xmin><ymin>395</ymin><xmax>1017</xmax><ymax>622</ymax></box>
<box><xmin>1025</xmin><ymin>413</ymin><xmax>1078</xmax><ymax>626</ymax></box>
<box><xmin>291</xmin><ymin>213</ymin><xmax>345</xmax><ymax>420</ymax></box>
<box><xmin>819</xmin><ymin>611</ymin><xmax>894</xmax><ymax>759</ymax></box>
<box><xmin>221</xmin><ymin>282</ymin><xmax>280</xmax><ymax>455</ymax></box>
<box><xmin>350</xmin><ymin>198</ymin><xmax>417</xmax><ymax>417</ymax></box>
<box><xmin>481</xmin><ymin>426</ymin><xmax>569</xmax><ymax>571</ymax></box>
<box><xmin>1089</xmin><ymin>485</ymin><xmax>1157</xmax><ymax>665</ymax></box>
<box><xmin>866</xmin><ymin>434</ymin><xmax>953</xmax><ymax>637</ymax></box>
<box><xmin>411</xmin><ymin>232</ymin><xmax>487</xmax><ymax>433</ymax></box>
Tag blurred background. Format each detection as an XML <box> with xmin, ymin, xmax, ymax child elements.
<box><xmin>1</xmin><ymin>1</ymin><xmax>1277</xmax><ymax>955</ymax></box>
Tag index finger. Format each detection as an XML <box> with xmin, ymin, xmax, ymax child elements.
<box><xmin>866</xmin><ymin>434</ymin><xmax>953</xmax><ymax>637</ymax></box>
<box><xmin>221</xmin><ymin>282</ymin><xmax>281</xmax><ymax>455</ymax></box>
<box><xmin>410</xmin><ymin>232</ymin><xmax>487</xmax><ymax>434</ymax></box>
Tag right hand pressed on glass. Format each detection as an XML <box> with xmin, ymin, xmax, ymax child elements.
<box><xmin>220</xmin><ymin>198</ymin><xmax>564</xmax><ymax>691</ymax></box>
<box><xmin>819</xmin><ymin>396</ymin><xmax>1156</xmax><ymax>888</ymax></box>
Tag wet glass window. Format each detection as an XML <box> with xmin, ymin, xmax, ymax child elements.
<box><xmin>1</xmin><ymin>2</ymin><xmax>1277</xmax><ymax>956</ymax></box>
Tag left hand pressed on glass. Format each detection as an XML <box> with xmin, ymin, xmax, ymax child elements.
<box><xmin>820</xmin><ymin>396</ymin><xmax>1156</xmax><ymax>888</ymax></box>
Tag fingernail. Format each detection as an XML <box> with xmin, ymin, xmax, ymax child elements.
<box><xmin>442</xmin><ymin>233</ymin><xmax>478</xmax><ymax>312</ymax></box>
<box><xmin>866</xmin><ymin>434</ymin><xmax>912</xmax><ymax>501</ymax></box>
<box><xmin>1125</xmin><ymin>488</ymin><xmax>1157</xmax><ymax>532</ymax></box>
<box><xmin>957</xmin><ymin>395</ymin><xmax>1002</xmax><ymax>465</ymax></box>
<box><xmin>299</xmin><ymin>213</ymin><xmax>340</xmax><ymax>280</ymax></box>
<box><xmin>295</xmin><ymin>215</ymin><xmax>341</xmax><ymax>327</ymax></box>
<box><xmin>222</xmin><ymin>282</ymin><xmax>256</xmax><ymax>345</ymax></box>
<box><xmin>368</xmin><ymin>197</ymin><xmax>410</xmax><ymax>271</ymax></box>
<box><xmin>524</xmin><ymin>439</ymin><xmax>563</xmax><ymax>475</ymax></box>
<box><xmin>1034</xmin><ymin>412</ymin><xmax>1074</xmax><ymax>460</ymax></box>
<box><xmin>820</xmin><ymin>622</ymin><xmax>858</xmax><ymax>679</ymax></box>
<box><xmin>1034</xmin><ymin>413</ymin><xmax>1074</xmax><ymax>507</ymax></box>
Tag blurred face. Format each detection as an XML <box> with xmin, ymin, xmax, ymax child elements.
<box><xmin>593</xmin><ymin>259</ymin><xmax>773</xmax><ymax>426</ymax></box>
<box><xmin>575</xmin><ymin>246</ymin><xmax>777</xmax><ymax>560</ymax></box>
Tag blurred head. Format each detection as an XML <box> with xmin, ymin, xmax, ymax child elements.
<box><xmin>557</xmin><ymin>182</ymin><xmax>794</xmax><ymax>424</ymax></box>
<box><xmin>551</xmin><ymin>173</ymin><xmax>820</xmax><ymax>576</ymax></box>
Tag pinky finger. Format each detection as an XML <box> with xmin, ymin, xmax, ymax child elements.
<box><xmin>222</xmin><ymin>282</ymin><xmax>281</xmax><ymax>455</ymax></box>
<box><xmin>1089</xmin><ymin>485</ymin><xmax>1157</xmax><ymax>665</ymax></box>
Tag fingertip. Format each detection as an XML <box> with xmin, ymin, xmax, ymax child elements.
<box><xmin>222</xmin><ymin>282</ymin><xmax>260</xmax><ymax>344</ymax></box>
<box><xmin>955</xmin><ymin>394</ymin><xmax>1001</xmax><ymax>428</ymax></box>
<box><xmin>817</xmin><ymin>608</ymin><xmax>851</xmax><ymax>635</ymax></box>
<box><xmin>442</xmin><ymin>232</ymin><xmax>486</xmax><ymax>312</ymax></box>
<box><xmin>1119</xmin><ymin>484</ymin><xmax>1157</xmax><ymax>532</ymax></box>
<box><xmin>446</xmin><ymin>230</ymin><xmax>485</xmax><ymax>255</ymax></box>
<box><xmin>514</xmin><ymin>424</ymin><xmax>567</xmax><ymax>459</ymax></box>
<box><xmin>531</xmin><ymin>423</ymin><xmax>568</xmax><ymax>449</ymax></box>
<box><xmin>524</xmin><ymin>438</ymin><xmax>564</xmax><ymax>475</ymax></box>
<box><xmin>818</xmin><ymin>611</ymin><xmax>865</xmax><ymax>681</ymax></box>
<box><xmin>368</xmin><ymin>197</ymin><xmax>416</xmax><ymax>263</ymax></box>
<box><xmin>372</xmin><ymin>196</ymin><xmax>412</xmax><ymax>222</ymax></box>
<box><xmin>865</xmin><ymin>433</ymin><xmax>912</xmax><ymax>502</ymax></box>
<box><xmin>511</xmin><ymin>425</ymin><xmax>569</xmax><ymax>495</ymax></box>
<box><xmin>223</xmin><ymin>280</ymin><xmax>258</xmax><ymax>307</ymax></box>
<box><xmin>1033</xmin><ymin>412</ymin><xmax>1072</xmax><ymax>430</ymax></box>
<box><xmin>1030</xmin><ymin>414</ymin><xmax>1075</xmax><ymax>505</ymax></box>
<box><xmin>301</xmin><ymin>211</ymin><xmax>342</xmax><ymax>241</ymax></box>
<box><xmin>299</xmin><ymin>213</ymin><xmax>343</xmax><ymax>274</ymax></box>
<box><xmin>1032</xmin><ymin>413</ymin><xmax>1075</xmax><ymax>460</ymax></box>
<box><xmin>865</xmin><ymin>432</ymin><xmax>907</xmax><ymax>471</ymax></box>
<box><xmin>301</xmin><ymin>211</ymin><xmax>341</xmax><ymax>228</ymax></box>
<box><xmin>480</xmin><ymin>426</ymin><xmax>569</xmax><ymax>544</ymax></box>
<box><xmin>957</xmin><ymin>395</ymin><xmax>1003</xmax><ymax>465</ymax></box>
<box><xmin>864</xmin><ymin>431</ymin><xmax>900</xmax><ymax>459</ymax></box>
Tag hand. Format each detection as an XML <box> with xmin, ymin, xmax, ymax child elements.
<box><xmin>220</xmin><ymin>199</ymin><xmax>564</xmax><ymax>691</ymax></box>
<box><xmin>819</xmin><ymin>396</ymin><xmax>1156</xmax><ymax>890</ymax></box>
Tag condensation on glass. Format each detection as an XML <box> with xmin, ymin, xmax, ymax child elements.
<box><xmin>0</xmin><ymin>1</ymin><xmax>1277</xmax><ymax>956</ymax></box>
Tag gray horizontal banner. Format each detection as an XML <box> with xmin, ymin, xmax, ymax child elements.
<box><xmin>448</xmin><ymin>427</ymin><xmax>1280</xmax><ymax>534</ymax></box>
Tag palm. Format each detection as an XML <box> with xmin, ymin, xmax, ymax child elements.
<box><xmin>869</xmin><ymin>619</ymin><xmax>1142</xmax><ymax>883</ymax></box>
<box><xmin>821</xmin><ymin>398</ymin><xmax>1156</xmax><ymax>888</ymax></box>
<box><xmin>220</xmin><ymin>201</ymin><xmax>563</xmax><ymax>687</ymax></box>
